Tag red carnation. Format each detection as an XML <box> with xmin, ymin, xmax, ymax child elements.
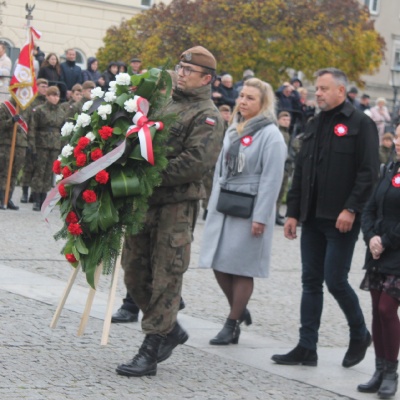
<box><xmin>95</xmin><ymin>170</ymin><xmax>109</xmax><ymax>185</ymax></box>
<box><xmin>82</xmin><ymin>190</ymin><xmax>97</xmax><ymax>203</ymax></box>
<box><xmin>66</xmin><ymin>211</ymin><xmax>78</xmax><ymax>224</ymax></box>
<box><xmin>53</xmin><ymin>159</ymin><xmax>62</xmax><ymax>174</ymax></box>
<box><xmin>65</xmin><ymin>253</ymin><xmax>78</xmax><ymax>263</ymax></box>
<box><xmin>68</xmin><ymin>223</ymin><xmax>83</xmax><ymax>235</ymax></box>
<box><xmin>62</xmin><ymin>166</ymin><xmax>72</xmax><ymax>178</ymax></box>
<box><xmin>59</xmin><ymin>184</ymin><xmax>68</xmax><ymax>198</ymax></box>
<box><xmin>73</xmin><ymin>146</ymin><xmax>83</xmax><ymax>158</ymax></box>
<box><xmin>98</xmin><ymin>126</ymin><xmax>113</xmax><ymax>140</ymax></box>
<box><xmin>77</xmin><ymin>137</ymin><xmax>90</xmax><ymax>149</ymax></box>
<box><xmin>76</xmin><ymin>153</ymin><xmax>87</xmax><ymax>167</ymax></box>
<box><xmin>91</xmin><ymin>148</ymin><xmax>103</xmax><ymax>161</ymax></box>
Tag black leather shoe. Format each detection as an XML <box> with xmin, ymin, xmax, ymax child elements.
<box><xmin>7</xmin><ymin>200</ymin><xmax>19</xmax><ymax>210</ymax></box>
<box><xmin>239</xmin><ymin>309</ymin><xmax>252</xmax><ymax>326</ymax></box>
<box><xmin>271</xmin><ymin>344</ymin><xmax>318</xmax><ymax>366</ymax></box>
<box><xmin>157</xmin><ymin>322</ymin><xmax>189</xmax><ymax>363</ymax></box>
<box><xmin>179</xmin><ymin>297</ymin><xmax>186</xmax><ymax>310</ymax></box>
<box><xmin>275</xmin><ymin>215</ymin><xmax>284</xmax><ymax>226</ymax></box>
<box><xmin>358</xmin><ymin>358</ymin><xmax>384</xmax><ymax>393</ymax></box>
<box><xmin>111</xmin><ymin>308</ymin><xmax>139</xmax><ymax>323</ymax></box>
<box><xmin>116</xmin><ymin>334</ymin><xmax>162</xmax><ymax>377</ymax></box>
<box><xmin>342</xmin><ymin>331</ymin><xmax>372</xmax><ymax>368</ymax></box>
<box><xmin>209</xmin><ymin>318</ymin><xmax>241</xmax><ymax>345</ymax></box>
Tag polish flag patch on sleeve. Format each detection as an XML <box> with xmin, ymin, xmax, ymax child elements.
<box><xmin>205</xmin><ymin>117</ymin><xmax>216</xmax><ymax>126</ymax></box>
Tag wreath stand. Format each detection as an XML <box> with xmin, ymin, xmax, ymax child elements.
<box><xmin>50</xmin><ymin>256</ymin><xmax>122</xmax><ymax>345</ymax></box>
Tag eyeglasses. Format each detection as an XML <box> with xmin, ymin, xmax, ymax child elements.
<box><xmin>175</xmin><ymin>64</ymin><xmax>207</xmax><ymax>76</ymax></box>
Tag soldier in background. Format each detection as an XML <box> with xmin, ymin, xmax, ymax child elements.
<box><xmin>60</xmin><ymin>83</ymin><xmax>83</xmax><ymax>121</ymax></box>
<box><xmin>116</xmin><ymin>46</ymin><xmax>224</xmax><ymax>378</ymax></box>
<box><xmin>20</xmin><ymin>78</ymin><xmax>49</xmax><ymax>203</ymax></box>
<box><xmin>81</xmin><ymin>80</ymin><xmax>96</xmax><ymax>103</ymax></box>
<box><xmin>29</xmin><ymin>86</ymin><xmax>65</xmax><ymax>211</ymax></box>
<box><xmin>0</xmin><ymin>103</ymin><xmax>27</xmax><ymax>210</ymax></box>
<box><xmin>202</xmin><ymin>104</ymin><xmax>230</xmax><ymax>220</ymax></box>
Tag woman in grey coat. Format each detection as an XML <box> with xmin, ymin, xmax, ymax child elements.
<box><xmin>199</xmin><ymin>78</ymin><xmax>286</xmax><ymax>345</ymax></box>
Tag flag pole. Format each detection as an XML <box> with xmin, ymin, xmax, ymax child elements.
<box><xmin>4</xmin><ymin>112</ymin><xmax>19</xmax><ymax>207</ymax></box>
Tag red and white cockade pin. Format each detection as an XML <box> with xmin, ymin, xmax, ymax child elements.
<box><xmin>241</xmin><ymin>136</ymin><xmax>253</xmax><ymax>146</ymax></box>
<box><xmin>392</xmin><ymin>174</ymin><xmax>400</xmax><ymax>187</ymax></box>
<box><xmin>334</xmin><ymin>124</ymin><xmax>348</xmax><ymax>137</ymax></box>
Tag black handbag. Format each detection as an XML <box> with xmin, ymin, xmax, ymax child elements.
<box><xmin>216</xmin><ymin>188</ymin><xmax>255</xmax><ymax>218</ymax></box>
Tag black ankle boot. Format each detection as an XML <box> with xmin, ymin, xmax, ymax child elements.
<box><xmin>378</xmin><ymin>360</ymin><xmax>398</xmax><ymax>399</ymax></box>
<box><xmin>271</xmin><ymin>344</ymin><xmax>318</xmax><ymax>366</ymax></box>
<box><xmin>116</xmin><ymin>334</ymin><xmax>163</xmax><ymax>377</ymax></box>
<box><xmin>40</xmin><ymin>192</ymin><xmax>47</xmax><ymax>207</ymax></box>
<box><xmin>209</xmin><ymin>318</ymin><xmax>240</xmax><ymax>345</ymax></box>
<box><xmin>21</xmin><ymin>186</ymin><xmax>29</xmax><ymax>203</ymax></box>
<box><xmin>32</xmin><ymin>193</ymin><xmax>41</xmax><ymax>211</ymax></box>
<box><xmin>358</xmin><ymin>358</ymin><xmax>384</xmax><ymax>393</ymax></box>
<box><xmin>6</xmin><ymin>190</ymin><xmax>19</xmax><ymax>210</ymax></box>
<box><xmin>239</xmin><ymin>309</ymin><xmax>252</xmax><ymax>326</ymax></box>
<box><xmin>157</xmin><ymin>321</ymin><xmax>189</xmax><ymax>363</ymax></box>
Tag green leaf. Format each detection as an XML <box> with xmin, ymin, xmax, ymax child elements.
<box><xmin>98</xmin><ymin>190</ymin><xmax>119</xmax><ymax>230</ymax></box>
<box><xmin>72</xmin><ymin>245</ymin><xmax>80</xmax><ymax>261</ymax></box>
<box><xmin>75</xmin><ymin>236</ymin><xmax>89</xmax><ymax>255</ymax></box>
<box><xmin>82</xmin><ymin>202</ymin><xmax>100</xmax><ymax>233</ymax></box>
<box><xmin>115</xmin><ymin>93</ymin><xmax>130</xmax><ymax>108</ymax></box>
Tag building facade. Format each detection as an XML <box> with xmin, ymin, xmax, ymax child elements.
<box><xmin>0</xmin><ymin>0</ymin><xmax>166</xmax><ymax>69</ymax></box>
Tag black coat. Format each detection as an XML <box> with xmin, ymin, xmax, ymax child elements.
<box><xmin>60</xmin><ymin>61</ymin><xmax>82</xmax><ymax>91</ymax></box>
<box><xmin>287</xmin><ymin>101</ymin><xmax>379</xmax><ymax>222</ymax></box>
<box><xmin>361</xmin><ymin>162</ymin><xmax>400</xmax><ymax>275</ymax></box>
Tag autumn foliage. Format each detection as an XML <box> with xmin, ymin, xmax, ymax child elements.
<box><xmin>96</xmin><ymin>0</ymin><xmax>385</xmax><ymax>87</ymax></box>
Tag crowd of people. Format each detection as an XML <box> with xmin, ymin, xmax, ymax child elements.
<box><xmin>0</xmin><ymin>43</ymin><xmax>399</xmax><ymax>398</ymax></box>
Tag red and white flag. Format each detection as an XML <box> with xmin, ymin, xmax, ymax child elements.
<box><xmin>9</xmin><ymin>26</ymin><xmax>42</xmax><ymax>110</ymax></box>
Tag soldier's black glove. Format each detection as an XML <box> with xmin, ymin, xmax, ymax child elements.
<box><xmin>12</xmin><ymin>114</ymin><xmax>22</xmax><ymax>123</ymax></box>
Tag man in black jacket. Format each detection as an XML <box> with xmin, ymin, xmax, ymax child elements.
<box><xmin>60</xmin><ymin>49</ymin><xmax>82</xmax><ymax>101</ymax></box>
<box><xmin>272</xmin><ymin>68</ymin><xmax>379</xmax><ymax>368</ymax></box>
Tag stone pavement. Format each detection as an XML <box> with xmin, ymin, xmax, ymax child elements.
<box><xmin>0</xmin><ymin>187</ymin><xmax>397</xmax><ymax>400</ymax></box>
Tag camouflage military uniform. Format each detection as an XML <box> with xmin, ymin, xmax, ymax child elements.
<box><xmin>276</xmin><ymin>126</ymin><xmax>291</xmax><ymax>213</ymax></box>
<box><xmin>60</xmin><ymin>98</ymin><xmax>82</xmax><ymax>122</ymax></box>
<box><xmin>20</xmin><ymin>95</ymin><xmax>46</xmax><ymax>188</ymax></box>
<box><xmin>121</xmin><ymin>84</ymin><xmax>224</xmax><ymax>335</ymax></box>
<box><xmin>0</xmin><ymin>103</ymin><xmax>28</xmax><ymax>206</ymax></box>
<box><xmin>30</xmin><ymin>101</ymin><xmax>65</xmax><ymax>194</ymax></box>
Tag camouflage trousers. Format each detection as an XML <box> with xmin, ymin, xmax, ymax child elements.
<box><xmin>31</xmin><ymin>148</ymin><xmax>59</xmax><ymax>193</ymax></box>
<box><xmin>0</xmin><ymin>145</ymin><xmax>25</xmax><ymax>193</ymax></box>
<box><xmin>21</xmin><ymin>151</ymin><xmax>36</xmax><ymax>187</ymax></box>
<box><xmin>121</xmin><ymin>200</ymin><xmax>198</xmax><ymax>335</ymax></box>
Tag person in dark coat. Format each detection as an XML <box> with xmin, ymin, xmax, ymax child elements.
<box><xmin>38</xmin><ymin>53</ymin><xmax>63</xmax><ymax>96</ymax></box>
<box><xmin>60</xmin><ymin>49</ymin><xmax>82</xmax><ymax>101</ymax></box>
<box><xmin>357</xmin><ymin>132</ymin><xmax>400</xmax><ymax>398</ymax></box>
<box><xmin>272</xmin><ymin>67</ymin><xmax>379</xmax><ymax>368</ymax></box>
<box><xmin>216</xmin><ymin>74</ymin><xmax>238</xmax><ymax>110</ymax></box>
<box><xmin>81</xmin><ymin>57</ymin><xmax>104</xmax><ymax>87</ymax></box>
<box><xmin>100</xmin><ymin>61</ymin><xmax>118</xmax><ymax>92</ymax></box>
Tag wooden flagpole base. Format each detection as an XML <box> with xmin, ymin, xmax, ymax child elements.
<box><xmin>50</xmin><ymin>265</ymin><xmax>80</xmax><ymax>329</ymax></box>
<box><xmin>101</xmin><ymin>255</ymin><xmax>122</xmax><ymax>346</ymax></box>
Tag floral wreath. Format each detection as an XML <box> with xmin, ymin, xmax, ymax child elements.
<box><xmin>43</xmin><ymin>69</ymin><xmax>175</xmax><ymax>288</ymax></box>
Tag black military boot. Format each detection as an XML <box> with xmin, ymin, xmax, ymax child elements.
<box><xmin>0</xmin><ymin>190</ymin><xmax>6</xmax><ymax>210</ymax></box>
<box><xmin>209</xmin><ymin>318</ymin><xmax>241</xmax><ymax>345</ymax></box>
<box><xmin>40</xmin><ymin>192</ymin><xmax>47</xmax><ymax>208</ymax></box>
<box><xmin>157</xmin><ymin>321</ymin><xmax>189</xmax><ymax>363</ymax></box>
<box><xmin>28</xmin><ymin>192</ymin><xmax>34</xmax><ymax>203</ymax></box>
<box><xmin>358</xmin><ymin>358</ymin><xmax>385</xmax><ymax>393</ymax></box>
<box><xmin>378</xmin><ymin>360</ymin><xmax>398</xmax><ymax>399</ymax></box>
<box><xmin>7</xmin><ymin>190</ymin><xmax>19</xmax><ymax>210</ymax></box>
<box><xmin>21</xmin><ymin>186</ymin><xmax>29</xmax><ymax>203</ymax></box>
<box><xmin>116</xmin><ymin>334</ymin><xmax>163</xmax><ymax>377</ymax></box>
<box><xmin>32</xmin><ymin>193</ymin><xmax>41</xmax><ymax>211</ymax></box>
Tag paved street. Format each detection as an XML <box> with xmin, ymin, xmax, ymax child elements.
<box><xmin>0</xmin><ymin>187</ymin><xmax>396</xmax><ymax>399</ymax></box>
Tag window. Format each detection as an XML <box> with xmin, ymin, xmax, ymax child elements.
<box><xmin>74</xmin><ymin>49</ymin><xmax>86</xmax><ymax>70</ymax></box>
<box><xmin>141</xmin><ymin>0</ymin><xmax>152</xmax><ymax>7</ymax></box>
<box><xmin>364</xmin><ymin>0</ymin><xmax>379</xmax><ymax>15</ymax></box>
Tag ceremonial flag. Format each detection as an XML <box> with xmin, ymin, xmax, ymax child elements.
<box><xmin>8</xmin><ymin>26</ymin><xmax>41</xmax><ymax>110</ymax></box>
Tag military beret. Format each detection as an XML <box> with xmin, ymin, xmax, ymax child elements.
<box><xmin>180</xmin><ymin>46</ymin><xmax>216</xmax><ymax>71</ymax></box>
<box><xmin>130</xmin><ymin>57</ymin><xmax>141</xmax><ymax>63</ymax></box>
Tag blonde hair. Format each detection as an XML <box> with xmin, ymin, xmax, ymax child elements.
<box><xmin>376</xmin><ymin>97</ymin><xmax>386</xmax><ymax>106</ymax></box>
<box><xmin>231</xmin><ymin>78</ymin><xmax>276</xmax><ymax>133</ymax></box>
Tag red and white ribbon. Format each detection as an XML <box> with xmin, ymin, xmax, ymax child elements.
<box><xmin>4</xmin><ymin>101</ymin><xmax>28</xmax><ymax>134</ymax></box>
<box><xmin>126</xmin><ymin>97</ymin><xmax>164</xmax><ymax>165</ymax></box>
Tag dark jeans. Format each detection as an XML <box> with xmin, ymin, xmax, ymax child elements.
<box><xmin>299</xmin><ymin>217</ymin><xmax>367</xmax><ymax>351</ymax></box>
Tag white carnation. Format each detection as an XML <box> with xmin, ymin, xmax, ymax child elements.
<box><xmin>60</xmin><ymin>122</ymin><xmax>74</xmax><ymax>137</ymax></box>
<box><xmin>61</xmin><ymin>144</ymin><xmax>74</xmax><ymax>158</ymax></box>
<box><xmin>104</xmin><ymin>91</ymin><xmax>116</xmax><ymax>103</ymax></box>
<box><xmin>55</xmin><ymin>174</ymin><xmax>63</xmax><ymax>183</ymax></box>
<box><xmin>97</xmin><ymin>104</ymin><xmax>112</xmax><ymax>120</ymax></box>
<box><xmin>90</xmin><ymin>87</ymin><xmax>104</xmax><ymax>99</ymax></box>
<box><xmin>108</xmin><ymin>81</ymin><xmax>117</xmax><ymax>92</ymax></box>
<box><xmin>85</xmin><ymin>131</ymin><xmax>96</xmax><ymax>142</ymax></box>
<box><xmin>124</xmin><ymin>96</ymin><xmax>139</xmax><ymax>113</ymax></box>
<box><xmin>115</xmin><ymin>73</ymin><xmax>131</xmax><ymax>86</ymax></box>
<box><xmin>82</xmin><ymin>100</ymin><xmax>93</xmax><ymax>112</ymax></box>
<box><xmin>75</xmin><ymin>113</ymin><xmax>92</xmax><ymax>129</ymax></box>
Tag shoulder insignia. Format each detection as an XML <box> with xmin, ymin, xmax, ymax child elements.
<box><xmin>205</xmin><ymin>117</ymin><xmax>216</xmax><ymax>126</ymax></box>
